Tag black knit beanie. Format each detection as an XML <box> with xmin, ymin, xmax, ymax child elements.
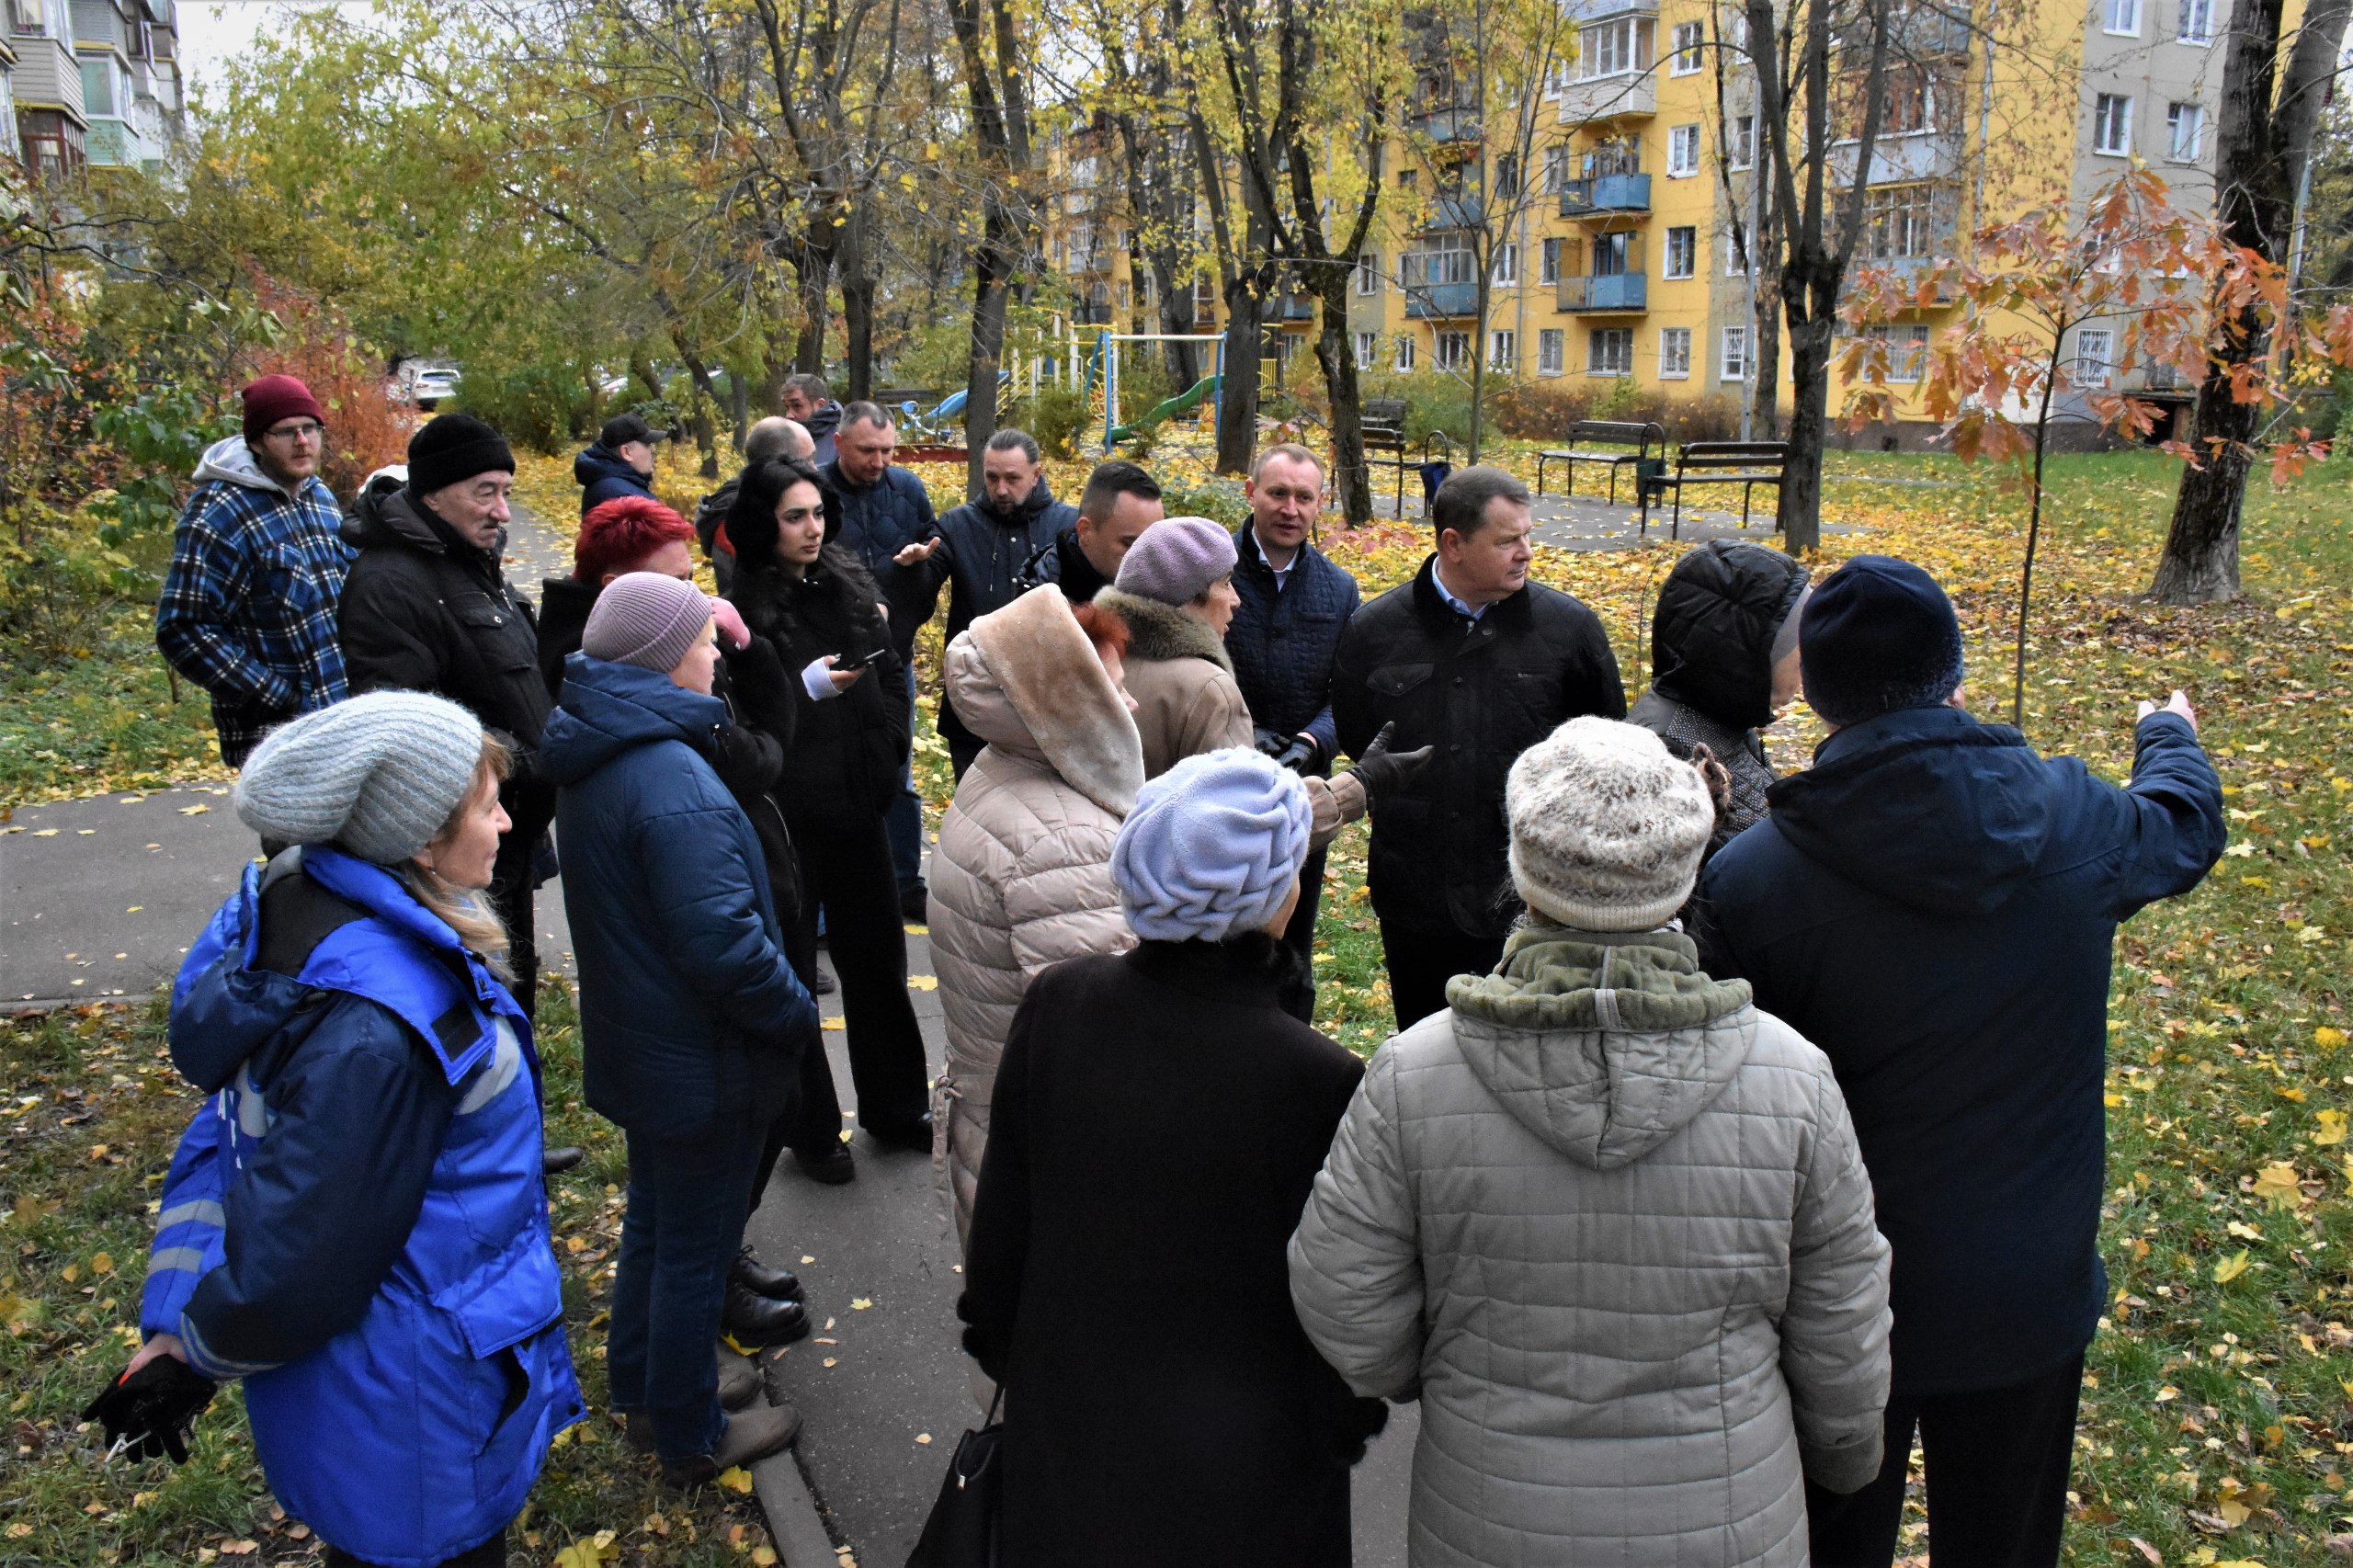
<box><xmin>407</xmin><ymin>413</ymin><xmax>516</xmax><ymax>497</ymax></box>
<box><xmin>1799</xmin><ymin>554</ymin><xmax>1966</xmax><ymax>726</ymax></box>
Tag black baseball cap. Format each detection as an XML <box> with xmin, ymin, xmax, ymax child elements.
<box><xmin>601</xmin><ymin>412</ymin><xmax>662</xmax><ymax>449</ymax></box>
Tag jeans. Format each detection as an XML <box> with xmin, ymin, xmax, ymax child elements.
<box><xmin>1380</xmin><ymin>920</ymin><xmax>1506</xmax><ymax>1032</ymax></box>
<box><xmin>887</xmin><ymin>663</ymin><xmax>925</xmax><ymax>892</ymax></box>
<box><xmin>607</xmin><ymin>1114</ymin><xmax>766</xmax><ymax>1463</ymax></box>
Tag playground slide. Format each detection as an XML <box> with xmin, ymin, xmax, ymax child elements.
<box><xmin>1107</xmin><ymin>375</ymin><xmax>1218</xmax><ymax>442</ymax></box>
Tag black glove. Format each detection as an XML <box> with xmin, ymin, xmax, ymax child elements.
<box><xmin>1270</xmin><ymin>735</ymin><xmax>1318</xmax><ymax>774</ymax></box>
<box><xmin>1253</xmin><ymin>726</ymin><xmax>1290</xmax><ymax>757</ymax></box>
<box><xmin>1342</xmin><ymin>722</ymin><xmax>1434</xmax><ymax>803</ymax></box>
<box><xmin>83</xmin><ymin>1354</ymin><xmax>217</xmax><ymax>1465</ymax></box>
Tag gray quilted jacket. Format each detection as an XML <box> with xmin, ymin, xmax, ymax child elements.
<box><xmin>1289</xmin><ymin>926</ymin><xmax>1891</xmax><ymax>1567</ymax></box>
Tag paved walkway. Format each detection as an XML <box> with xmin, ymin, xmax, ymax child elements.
<box><xmin>1375</xmin><ymin>485</ymin><xmax>1855</xmax><ymax>551</ymax></box>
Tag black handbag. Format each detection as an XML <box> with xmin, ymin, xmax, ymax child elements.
<box><xmin>904</xmin><ymin>1382</ymin><xmax>1004</xmax><ymax>1568</ymax></box>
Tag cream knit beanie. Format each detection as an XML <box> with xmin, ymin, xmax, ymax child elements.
<box><xmin>1505</xmin><ymin>717</ymin><xmax>1714</xmax><ymax>931</ymax></box>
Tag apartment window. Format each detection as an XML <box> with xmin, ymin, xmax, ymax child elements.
<box><xmin>1403</xmin><ymin>235</ymin><xmax>1475</xmax><ymax>288</ymax></box>
<box><xmin>2093</xmin><ymin>94</ymin><xmax>2133</xmax><ymax>155</ymax></box>
<box><xmin>1489</xmin><ymin>329</ymin><xmax>1518</xmax><ymax>371</ymax></box>
<box><xmin>1591</xmin><ymin>230</ymin><xmax>1638</xmax><ymax>276</ymax></box>
<box><xmin>2177</xmin><ymin>0</ymin><xmax>2212</xmax><ymax>41</ymax></box>
<box><xmin>1881</xmin><ymin>67</ymin><xmax>1941</xmax><ymax>136</ymax></box>
<box><xmin>1540</xmin><ymin>236</ymin><xmax>1563</xmax><ymax>285</ymax></box>
<box><xmin>1493</xmin><ymin>242</ymin><xmax>1519</xmax><ymax>285</ymax></box>
<box><xmin>2104</xmin><ymin>0</ymin><xmax>2141</xmax><ymax>34</ymax></box>
<box><xmin>1668</xmin><ymin>124</ymin><xmax>1701</xmax><ymax>176</ymax></box>
<box><xmin>1726</xmin><ymin>221</ymin><xmax>1751</xmax><ymax>275</ymax></box>
<box><xmin>1495</xmin><ymin>154</ymin><xmax>1521</xmax><ymax>199</ymax></box>
<box><xmin>1541</xmin><ymin>144</ymin><xmax>1568</xmax><ymax>193</ymax></box>
<box><xmin>2075</xmin><ymin>327</ymin><xmax>2114</xmax><ymax>387</ymax></box>
<box><xmin>1590</xmin><ymin>133</ymin><xmax>1642</xmax><ymax>176</ymax></box>
<box><xmin>1660</xmin><ymin>326</ymin><xmax>1692</xmax><ymax>379</ymax></box>
<box><xmin>2166</xmin><ymin>101</ymin><xmax>2205</xmax><ymax>161</ymax></box>
<box><xmin>1722</xmin><ymin>325</ymin><xmax>1750</xmax><ymax>381</ymax></box>
<box><xmin>1729</xmin><ymin>113</ymin><xmax>1755</xmax><ymax>170</ymax></box>
<box><xmin>1195</xmin><ymin>275</ymin><xmax>1218</xmax><ymax>309</ymax></box>
<box><xmin>1670</xmin><ymin>19</ymin><xmax>1704</xmax><ymax>73</ymax></box>
<box><xmin>1885</xmin><ymin>323</ymin><xmax>1931</xmax><ymax>381</ymax></box>
<box><xmin>1664</xmin><ymin>226</ymin><xmax>1697</xmax><ymax>278</ymax></box>
<box><xmin>1397</xmin><ymin>166</ymin><xmax>1417</xmax><ymax>191</ymax></box>
<box><xmin>1588</xmin><ymin>328</ymin><xmax>1634</xmax><ymax>376</ymax></box>
<box><xmin>1863</xmin><ymin>184</ymin><xmax>1936</xmax><ymax>258</ymax></box>
<box><xmin>1539</xmin><ymin>328</ymin><xmax>1565</xmax><ymax>375</ymax></box>
<box><xmin>1355</xmin><ymin>331</ymin><xmax>1380</xmax><ymax>367</ymax></box>
<box><xmin>1579</xmin><ymin>14</ymin><xmax>1655</xmax><ymax>77</ymax></box>
<box><xmin>1356</xmin><ymin>252</ymin><xmax>1381</xmax><ymax>295</ymax></box>
<box><xmin>1434</xmin><ymin>331</ymin><xmax>1471</xmax><ymax>370</ymax></box>
<box><xmin>1394</xmin><ymin>334</ymin><xmax>1416</xmax><ymax>371</ymax></box>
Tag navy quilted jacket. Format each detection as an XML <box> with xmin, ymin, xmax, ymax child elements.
<box><xmin>1225</xmin><ymin>526</ymin><xmax>1360</xmax><ymax>762</ymax></box>
<box><xmin>823</xmin><ymin>460</ymin><xmax>936</xmax><ymax>583</ymax></box>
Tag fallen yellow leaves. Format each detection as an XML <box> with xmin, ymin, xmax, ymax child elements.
<box><xmin>2251</xmin><ymin>1163</ymin><xmax>2303</xmax><ymax>1210</ymax></box>
<box><xmin>716</xmin><ymin>1466</ymin><xmax>754</xmax><ymax>1494</ymax></box>
<box><xmin>2316</xmin><ymin>1108</ymin><xmax>2348</xmax><ymax>1146</ymax></box>
<box><xmin>2212</xmin><ymin>1250</ymin><xmax>2252</xmax><ymax>1283</ymax></box>
<box><xmin>2317</xmin><ymin>1026</ymin><xmax>2348</xmax><ymax>1050</ymax></box>
<box><xmin>551</xmin><ymin>1530</ymin><xmax>619</xmax><ymax>1567</ymax></box>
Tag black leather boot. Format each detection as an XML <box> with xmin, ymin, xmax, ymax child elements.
<box><xmin>731</xmin><ymin>1245</ymin><xmax>803</xmax><ymax>1302</ymax></box>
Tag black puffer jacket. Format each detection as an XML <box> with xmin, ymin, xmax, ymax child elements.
<box><xmin>338</xmin><ymin>483</ymin><xmax>551</xmax><ymax>793</ymax></box>
<box><xmin>727</xmin><ymin>545</ymin><xmax>911</xmax><ymax>832</ymax></box>
<box><xmin>1332</xmin><ymin>557</ymin><xmax>1625</xmax><ymax>939</ymax></box>
<box><xmin>1627</xmin><ymin>540</ymin><xmax>1809</xmax><ymax>858</ymax></box>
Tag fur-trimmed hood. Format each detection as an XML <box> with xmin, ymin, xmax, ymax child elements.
<box><xmin>1096</xmin><ymin>586</ymin><xmax>1233</xmax><ymax>672</ymax></box>
<box><xmin>948</xmin><ymin>585</ymin><xmax>1144</xmax><ymax>817</ymax></box>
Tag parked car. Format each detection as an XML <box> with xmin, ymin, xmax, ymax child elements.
<box><xmin>393</xmin><ymin>358</ymin><xmax>463</xmax><ymax>408</ymax></box>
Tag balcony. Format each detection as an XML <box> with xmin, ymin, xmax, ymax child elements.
<box><xmin>1409</xmin><ymin>106</ymin><xmax>1481</xmax><ymax>143</ymax></box>
<box><xmin>1843</xmin><ymin>6</ymin><xmax>1972</xmax><ymax>60</ymax></box>
<box><xmin>1404</xmin><ymin>280</ymin><xmax>1481</xmax><ymax>319</ymax></box>
<box><xmin>1847</xmin><ymin>252</ymin><xmax>1958</xmax><ymax>302</ymax></box>
<box><xmin>1419</xmin><ymin>194</ymin><xmax>1483</xmax><ymax>231</ymax></box>
<box><xmin>1557</xmin><ymin>273</ymin><xmax>1648</xmax><ymax>312</ymax></box>
<box><xmin>1831</xmin><ymin>130</ymin><xmax>1962</xmax><ymax>187</ymax></box>
<box><xmin>1559</xmin><ymin>172</ymin><xmax>1651</xmax><ymax>216</ymax></box>
<box><xmin>1554</xmin><ymin>71</ymin><xmax>1655</xmax><ymax>124</ymax></box>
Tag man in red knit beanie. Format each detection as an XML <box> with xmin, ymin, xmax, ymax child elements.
<box><xmin>155</xmin><ymin>374</ymin><xmax>354</xmax><ymax>766</ymax></box>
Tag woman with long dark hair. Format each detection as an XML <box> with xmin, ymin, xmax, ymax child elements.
<box><xmin>725</xmin><ymin>459</ymin><xmax>933</xmax><ymax>1185</ymax></box>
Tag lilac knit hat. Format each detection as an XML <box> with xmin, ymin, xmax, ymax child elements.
<box><xmin>1111</xmin><ymin>747</ymin><xmax>1312</xmax><ymax>942</ymax></box>
<box><xmin>582</xmin><ymin>572</ymin><xmax>713</xmax><ymax>672</ymax></box>
<box><xmin>1113</xmin><ymin>515</ymin><xmax>1237</xmax><ymax>607</ymax></box>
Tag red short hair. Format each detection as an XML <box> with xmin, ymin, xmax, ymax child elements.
<box><xmin>1069</xmin><ymin>598</ymin><xmax>1131</xmax><ymax>661</ymax></box>
<box><xmin>576</xmin><ymin>496</ymin><xmax>695</xmax><ymax>581</ymax></box>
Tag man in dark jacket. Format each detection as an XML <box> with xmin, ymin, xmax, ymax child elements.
<box><xmin>574</xmin><ymin>412</ymin><xmax>663</xmax><ymax>517</ymax></box>
<box><xmin>1227</xmin><ymin>443</ymin><xmax>1361</xmax><ymax>1003</ymax></box>
<box><xmin>883</xmin><ymin>427</ymin><xmax>1079</xmax><ymax>778</ymax></box>
<box><xmin>783</xmin><ymin>373</ymin><xmax>842</xmax><ymax>466</ymax></box>
<box><xmin>1701</xmin><ymin>555</ymin><xmax>2226</xmax><ymax>1568</ymax></box>
<box><xmin>693</xmin><ymin>416</ymin><xmax>811</xmax><ymax>594</ymax></box>
<box><xmin>339</xmin><ymin>414</ymin><xmax>555</xmax><ymax>1014</ymax></box>
<box><xmin>1052</xmin><ymin>459</ymin><xmax>1165</xmax><ymax>604</ymax></box>
<box><xmin>823</xmin><ymin>402</ymin><xmax>937</xmax><ymax>918</ymax></box>
<box><xmin>1331</xmin><ymin>465</ymin><xmax>1625</xmax><ymax>1029</ymax></box>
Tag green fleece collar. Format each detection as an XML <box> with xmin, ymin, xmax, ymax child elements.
<box><xmin>1445</xmin><ymin>926</ymin><xmax>1751</xmax><ymax>1033</ymax></box>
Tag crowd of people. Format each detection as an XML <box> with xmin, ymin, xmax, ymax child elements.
<box><xmin>95</xmin><ymin>369</ymin><xmax>2228</xmax><ymax>1567</ymax></box>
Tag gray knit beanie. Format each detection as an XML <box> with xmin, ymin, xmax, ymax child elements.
<box><xmin>1113</xmin><ymin>516</ymin><xmax>1237</xmax><ymax>607</ymax></box>
<box><xmin>1505</xmin><ymin>717</ymin><xmax>1715</xmax><ymax>931</ymax></box>
<box><xmin>234</xmin><ymin>692</ymin><xmax>485</xmax><ymax>865</ymax></box>
<box><xmin>581</xmin><ymin>571</ymin><xmax>713</xmax><ymax>672</ymax></box>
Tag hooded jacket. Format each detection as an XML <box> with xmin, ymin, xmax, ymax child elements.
<box><xmin>541</xmin><ymin>653</ymin><xmax>816</xmax><ymax>1141</ymax></box>
<box><xmin>1095</xmin><ymin>587</ymin><xmax>1256</xmax><ymax>778</ymax></box>
<box><xmin>154</xmin><ymin>435</ymin><xmax>355</xmax><ymax>764</ymax></box>
<box><xmin>1289</xmin><ymin>927</ymin><xmax>1892</xmax><ymax>1567</ymax></box>
<box><xmin>1331</xmin><ymin>558</ymin><xmax>1626</xmax><ymax>939</ymax></box>
<box><xmin>573</xmin><ymin>441</ymin><xmax>657</xmax><ymax>516</ymax></box>
<box><xmin>1702</xmin><ymin>706</ymin><xmax>2223</xmax><ymax>1395</ymax></box>
<box><xmin>1051</xmin><ymin>528</ymin><xmax>1110</xmax><ymax>604</ymax></box>
<box><xmin>930</xmin><ymin>585</ymin><xmax>1146</xmax><ymax>1244</ymax></box>
<box><xmin>139</xmin><ymin>846</ymin><xmax>582</xmax><ymax>1567</ymax></box>
<box><xmin>1627</xmin><ymin>540</ymin><xmax>1808</xmax><ymax>856</ymax></box>
<box><xmin>801</xmin><ymin>400</ymin><xmax>843</xmax><ymax>467</ymax></box>
<box><xmin>338</xmin><ymin>481</ymin><xmax>552</xmax><ymax>795</ymax></box>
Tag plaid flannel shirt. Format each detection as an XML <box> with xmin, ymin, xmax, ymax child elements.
<box><xmin>154</xmin><ymin>452</ymin><xmax>354</xmax><ymax>765</ymax></box>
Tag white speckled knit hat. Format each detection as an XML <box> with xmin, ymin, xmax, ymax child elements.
<box><xmin>1505</xmin><ymin>717</ymin><xmax>1714</xmax><ymax>931</ymax></box>
<box><xmin>234</xmin><ymin>691</ymin><xmax>485</xmax><ymax>864</ymax></box>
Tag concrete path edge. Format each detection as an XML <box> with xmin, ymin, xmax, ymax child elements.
<box><xmin>752</xmin><ymin>1444</ymin><xmax>846</xmax><ymax>1567</ymax></box>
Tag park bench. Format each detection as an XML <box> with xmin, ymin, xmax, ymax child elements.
<box><xmin>1534</xmin><ymin>420</ymin><xmax>1667</xmax><ymax>506</ymax></box>
<box><xmin>1640</xmin><ymin>440</ymin><xmax>1789</xmax><ymax>539</ymax></box>
<box><xmin>1359</xmin><ymin>399</ymin><xmax>1413</xmax><ymax>517</ymax></box>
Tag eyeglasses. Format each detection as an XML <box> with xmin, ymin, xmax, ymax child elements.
<box><xmin>265</xmin><ymin>422</ymin><xmax>325</xmax><ymax>443</ymax></box>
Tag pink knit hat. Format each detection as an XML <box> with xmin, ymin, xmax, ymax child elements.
<box><xmin>582</xmin><ymin>572</ymin><xmax>713</xmax><ymax>672</ymax></box>
<box><xmin>1113</xmin><ymin>516</ymin><xmax>1237</xmax><ymax>606</ymax></box>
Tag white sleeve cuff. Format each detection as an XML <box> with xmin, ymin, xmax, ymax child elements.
<box><xmin>801</xmin><ymin>658</ymin><xmax>839</xmax><ymax>701</ymax></box>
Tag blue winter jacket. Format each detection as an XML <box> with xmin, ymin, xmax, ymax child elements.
<box><xmin>542</xmin><ymin>653</ymin><xmax>815</xmax><ymax>1141</ymax></box>
<box><xmin>1225</xmin><ymin>524</ymin><xmax>1361</xmax><ymax>763</ymax></box>
<box><xmin>140</xmin><ymin>846</ymin><xmax>582</xmax><ymax>1567</ymax></box>
<box><xmin>1702</xmin><ymin>706</ymin><xmax>2224</xmax><ymax>1394</ymax></box>
<box><xmin>574</xmin><ymin>442</ymin><xmax>658</xmax><ymax>517</ymax></box>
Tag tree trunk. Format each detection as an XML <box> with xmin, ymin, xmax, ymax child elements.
<box><xmin>1216</xmin><ymin>277</ymin><xmax>1266</xmax><ymax>474</ymax></box>
<box><xmin>1750</xmin><ymin>274</ymin><xmax>1782</xmax><ymax>439</ymax></box>
<box><xmin>965</xmin><ymin>210</ymin><xmax>1014</xmax><ymax>495</ymax></box>
<box><xmin>794</xmin><ymin>240</ymin><xmax>834</xmax><ymax>374</ymax></box>
<box><xmin>841</xmin><ymin>204</ymin><xmax>876</xmax><ymax>403</ymax></box>
<box><xmin>1778</xmin><ymin>311</ymin><xmax>1834</xmax><ymax>552</ymax></box>
<box><xmin>631</xmin><ymin>348</ymin><xmax>665</xmax><ymax>407</ymax></box>
<box><xmin>673</xmin><ymin>343</ymin><xmax>723</xmax><ymax>480</ymax></box>
<box><xmin>1308</xmin><ymin>289</ymin><xmax>1374</xmax><ymax>527</ymax></box>
<box><xmin>2150</xmin><ymin>388</ymin><xmax>2255</xmax><ymax>601</ymax></box>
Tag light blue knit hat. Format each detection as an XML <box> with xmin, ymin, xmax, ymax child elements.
<box><xmin>1111</xmin><ymin>747</ymin><xmax>1312</xmax><ymax>942</ymax></box>
<box><xmin>234</xmin><ymin>691</ymin><xmax>486</xmax><ymax>864</ymax></box>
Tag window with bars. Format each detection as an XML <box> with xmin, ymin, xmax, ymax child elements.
<box><xmin>1670</xmin><ymin>20</ymin><xmax>1704</xmax><ymax>73</ymax></box>
<box><xmin>1660</xmin><ymin>327</ymin><xmax>1692</xmax><ymax>379</ymax></box>
<box><xmin>1434</xmin><ymin>332</ymin><xmax>1471</xmax><ymax>370</ymax></box>
<box><xmin>2166</xmin><ymin>102</ymin><xmax>2204</xmax><ymax>161</ymax></box>
<box><xmin>1665</xmin><ymin>226</ymin><xmax>1697</xmax><ymax>278</ymax></box>
<box><xmin>1587</xmin><ymin>328</ymin><xmax>1634</xmax><ymax>376</ymax></box>
<box><xmin>1880</xmin><ymin>323</ymin><xmax>1930</xmax><ymax>381</ymax></box>
<box><xmin>1539</xmin><ymin>329</ymin><xmax>1565</xmax><ymax>375</ymax></box>
<box><xmin>2094</xmin><ymin>94</ymin><xmax>2133</xmax><ymax>155</ymax></box>
<box><xmin>1863</xmin><ymin>185</ymin><xmax>1936</xmax><ymax>258</ymax></box>
<box><xmin>1722</xmin><ymin>325</ymin><xmax>1749</xmax><ymax>381</ymax></box>
<box><xmin>1668</xmin><ymin>124</ymin><xmax>1700</xmax><ymax>176</ymax></box>
<box><xmin>2075</xmin><ymin>327</ymin><xmax>2114</xmax><ymax>387</ymax></box>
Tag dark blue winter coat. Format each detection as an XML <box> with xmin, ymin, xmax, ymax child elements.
<box><xmin>1701</xmin><ymin>706</ymin><xmax>2224</xmax><ymax>1394</ymax></box>
<box><xmin>574</xmin><ymin>442</ymin><xmax>658</xmax><ymax>516</ymax></box>
<box><xmin>1225</xmin><ymin>524</ymin><xmax>1361</xmax><ymax>763</ymax></box>
<box><xmin>823</xmin><ymin>460</ymin><xmax>937</xmax><ymax>647</ymax></box>
<box><xmin>541</xmin><ymin>653</ymin><xmax>814</xmax><ymax>1142</ymax></box>
<box><xmin>141</xmin><ymin>846</ymin><xmax>582</xmax><ymax>1567</ymax></box>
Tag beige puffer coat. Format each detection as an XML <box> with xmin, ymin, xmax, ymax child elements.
<box><xmin>1096</xmin><ymin>586</ymin><xmax>1255</xmax><ymax>778</ymax></box>
<box><xmin>931</xmin><ymin>585</ymin><xmax>1147</xmax><ymax>1246</ymax></box>
<box><xmin>1289</xmin><ymin>926</ymin><xmax>1892</xmax><ymax>1567</ymax></box>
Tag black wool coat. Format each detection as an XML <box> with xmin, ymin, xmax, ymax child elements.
<box><xmin>961</xmin><ymin>940</ymin><xmax>1385</xmax><ymax>1568</ymax></box>
<box><xmin>1331</xmin><ymin>556</ymin><xmax>1626</xmax><ymax>939</ymax></box>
